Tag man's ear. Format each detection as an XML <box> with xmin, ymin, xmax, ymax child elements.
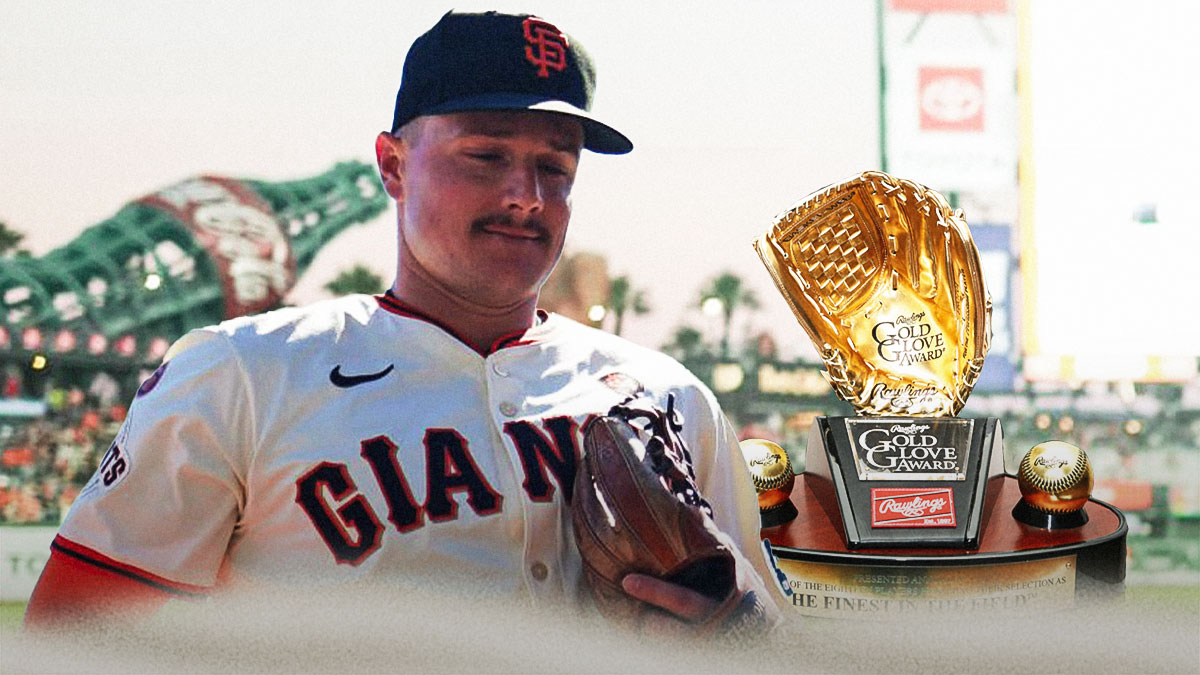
<box><xmin>375</xmin><ymin>131</ymin><xmax>406</xmax><ymax>200</ymax></box>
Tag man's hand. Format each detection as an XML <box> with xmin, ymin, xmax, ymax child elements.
<box><xmin>620</xmin><ymin>574</ymin><xmax>723</xmax><ymax>637</ymax></box>
<box><xmin>621</xmin><ymin>573</ymin><xmax>718</xmax><ymax>623</ymax></box>
<box><xmin>621</xmin><ymin>570</ymin><xmax>778</xmax><ymax>637</ymax></box>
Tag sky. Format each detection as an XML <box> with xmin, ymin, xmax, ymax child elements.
<box><xmin>1</xmin><ymin>0</ymin><xmax>1196</xmax><ymax>367</ymax></box>
<box><xmin>0</xmin><ymin>0</ymin><xmax>878</xmax><ymax>359</ymax></box>
<box><xmin>1023</xmin><ymin>0</ymin><xmax>1199</xmax><ymax>370</ymax></box>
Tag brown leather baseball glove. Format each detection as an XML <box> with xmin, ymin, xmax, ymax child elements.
<box><xmin>571</xmin><ymin>396</ymin><xmax>768</xmax><ymax>633</ymax></box>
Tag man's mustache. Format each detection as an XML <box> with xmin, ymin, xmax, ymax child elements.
<box><xmin>471</xmin><ymin>214</ymin><xmax>550</xmax><ymax>240</ymax></box>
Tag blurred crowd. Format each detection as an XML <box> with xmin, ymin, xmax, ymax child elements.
<box><xmin>1</xmin><ymin>385</ymin><xmax>125</xmax><ymax>525</ymax></box>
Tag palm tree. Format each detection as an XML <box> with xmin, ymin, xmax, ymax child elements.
<box><xmin>325</xmin><ymin>264</ymin><xmax>385</xmax><ymax>296</ymax></box>
<box><xmin>607</xmin><ymin>275</ymin><xmax>650</xmax><ymax>336</ymax></box>
<box><xmin>700</xmin><ymin>272</ymin><xmax>759</xmax><ymax>358</ymax></box>
<box><xmin>662</xmin><ymin>325</ymin><xmax>706</xmax><ymax>362</ymax></box>
<box><xmin>0</xmin><ymin>221</ymin><xmax>26</xmax><ymax>257</ymax></box>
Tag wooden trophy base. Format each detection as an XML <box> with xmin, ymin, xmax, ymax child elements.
<box><xmin>762</xmin><ymin>473</ymin><xmax>1127</xmax><ymax>619</ymax></box>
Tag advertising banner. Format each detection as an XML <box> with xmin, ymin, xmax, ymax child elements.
<box><xmin>882</xmin><ymin>1</ymin><xmax>1018</xmax><ymax>208</ymax></box>
<box><xmin>0</xmin><ymin>526</ymin><xmax>55</xmax><ymax>602</ymax></box>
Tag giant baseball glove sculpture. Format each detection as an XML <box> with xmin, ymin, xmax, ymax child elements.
<box><xmin>754</xmin><ymin>171</ymin><xmax>992</xmax><ymax>417</ymax></box>
<box><xmin>571</xmin><ymin>396</ymin><xmax>766</xmax><ymax>632</ymax></box>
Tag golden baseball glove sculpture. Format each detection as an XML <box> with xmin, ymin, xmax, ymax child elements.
<box><xmin>754</xmin><ymin>171</ymin><xmax>992</xmax><ymax>417</ymax></box>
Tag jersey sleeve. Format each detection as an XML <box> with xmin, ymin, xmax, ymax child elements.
<box><xmin>56</xmin><ymin>328</ymin><xmax>254</xmax><ymax>591</ymax></box>
<box><xmin>676</xmin><ymin>383</ymin><xmax>791</xmax><ymax>611</ymax></box>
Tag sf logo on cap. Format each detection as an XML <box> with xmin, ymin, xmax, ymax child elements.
<box><xmin>523</xmin><ymin>17</ymin><xmax>568</xmax><ymax>78</ymax></box>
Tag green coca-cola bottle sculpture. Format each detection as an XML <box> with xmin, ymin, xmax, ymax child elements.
<box><xmin>1</xmin><ymin>161</ymin><xmax>386</xmax><ymax>367</ymax></box>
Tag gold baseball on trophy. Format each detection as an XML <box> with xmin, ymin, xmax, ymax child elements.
<box><xmin>1017</xmin><ymin>441</ymin><xmax>1093</xmax><ymax>514</ymax></box>
<box><xmin>739</xmin><ymin>439</ymin><xmax>798</xmax><ymax>527</ymax></box>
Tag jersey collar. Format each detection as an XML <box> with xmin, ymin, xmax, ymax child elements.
<box><xmin>374</xmin><ymin>291</ymin><xmax>548</xmax><ymax>357</ymax></box>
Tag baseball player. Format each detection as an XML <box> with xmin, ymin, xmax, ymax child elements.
<box><xmin>25</xmin><ymin>10</ymin><xmax>781</xmax><ymax>632</ymax></box>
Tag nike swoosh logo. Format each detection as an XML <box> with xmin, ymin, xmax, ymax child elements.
<box><xmin>329</xmin><ymin>364</ymin><xmax>395</xmax><ymax>388</ymax></box>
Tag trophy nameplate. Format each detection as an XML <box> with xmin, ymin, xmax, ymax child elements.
<box><xmin>845</xmin><ymin>417</ymin><xmax>973</xmax><ymax>481</ymax></box>
<box><xmin>806</xmin><ymin>416</ymin><xmax>1006</xmax><ymax>548</ymax></box>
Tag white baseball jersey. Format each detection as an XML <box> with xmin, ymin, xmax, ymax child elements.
<box><xmin>57</xmin><ymin>293</ymin><xmax>774</xmax><ymax>606</ymax></box>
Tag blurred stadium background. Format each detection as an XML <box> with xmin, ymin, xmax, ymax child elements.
<box><xmin>1</xmin><ymin>0</ymin><xmax>1196</xmax><ymax>628</ymax></box>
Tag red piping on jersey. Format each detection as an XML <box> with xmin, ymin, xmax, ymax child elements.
<box><xmin>51</xmin><ymin>535</ymin><xmax>209</xmax><ymax>599</ymax></box>
<box><xmin>375</xmin><ymin>291</ymin><xmax>545</xmax><ymax>357</ymax></box>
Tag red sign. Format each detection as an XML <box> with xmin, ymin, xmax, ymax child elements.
<box><xmin>919</xmin><ymin>66</ymin><xmax>984</xmax><ymax>132</ymax></box>
<box><xmin>1093</xmin><ymin>478</ymin><xmax>1153</xmax><ymax>512</ymax></box>
<box><xmin>871</xmin><ymin>487</ymin><xmax>956</xmax><ymax>527</ymax></box>
<box><xmin>4</xmin><ymin>373</ymin><xmax>19</xmax><ymax>397</ymax></box>
<box><xmin>2</xmin><ymin>447</ymin><xmax>35</xmax><ymax>467</ymax></box>
<box><xmin>892</xmin><ymin>0</ymin><xmax>1007</xmax><ymax>12</ymax></box>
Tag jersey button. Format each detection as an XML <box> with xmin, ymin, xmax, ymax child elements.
<box><xmin>499</xmin><ymin>401</ymin><xmax>519</xmax><ymax>417</ymax></box>
<box><xmin>530</xmin><ymin>561</ymin><xmax>549</xmax><ymax>581</ymax></box>
<box><xmin>491</xmin><ymin>360</ymin><xmax>509</xmax><ymax>377</ymax></box>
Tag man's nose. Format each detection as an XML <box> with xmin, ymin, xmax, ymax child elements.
<box><xmin>503</xmin><ymin>163</ymin><xmax>544</xmax><ymax>214</ymax></box>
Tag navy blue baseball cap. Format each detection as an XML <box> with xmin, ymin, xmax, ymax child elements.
<box><xmin>391</xmin><ymin>11</ymin><xmax>632</xmax><ymax>154</ymax></box>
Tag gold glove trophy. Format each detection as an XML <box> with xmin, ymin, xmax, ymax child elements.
<box><xmin>753</xmin><ymin>171</ymin><xmax>1005</xmax><ymax>548</ymax></box>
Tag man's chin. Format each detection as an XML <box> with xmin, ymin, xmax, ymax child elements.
<box><xmin>450</xmin><ymin>278</ymin><xmax>543</xmax><ymax>313</ymax></box>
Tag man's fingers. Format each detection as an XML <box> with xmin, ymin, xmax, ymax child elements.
<box><xmin>621</xmin><ymin>573</ymin><xmax>718</xmax><ymax>622</ymax></box>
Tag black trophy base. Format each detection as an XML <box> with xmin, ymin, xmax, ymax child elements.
<box><xmin>761</xmin><ymin>500</ymin><xmax>799</xmax><ymax>529</ymax></box>
<box><xmin>1012</xmin><ymin>500</ymin><xmax>1089</xmax><ymax>529</ymax></box>
<box><xmin>806</xmin><ymin>416</ymin><xmax>1007</xmax><ymax>549</ymax></box>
